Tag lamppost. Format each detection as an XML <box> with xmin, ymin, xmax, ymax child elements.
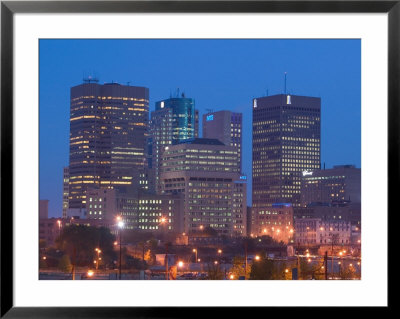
<box><xmin>57</xmin><ymin>219</ymin><xmax>62</xmax><ymax>236</ymax></box>
<box><xmin>116</xmin><ymin>216</ymin><xmax>124</xmax><ymax>280</ymax></box>
<box><xmin>217</xmin><ymin>249</ymin><xmax>222</xmax><ymax>264</ymax></box>
<box><xmin>193</xmin><ymin>248</ymin><xmax>197</xmax><ymax>263</ymax></box>
<box><xmin>94</xmin><ymin>248</ymin><xmax>101</xmax><ymax>270</ymax></box>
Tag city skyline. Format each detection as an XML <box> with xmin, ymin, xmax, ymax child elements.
<box><xmin>40</xmin><ymin>39</ymin><xmax>361</xmax><ymax>217</ymax></box>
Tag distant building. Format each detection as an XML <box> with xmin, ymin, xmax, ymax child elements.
<box><xmin>246</xmin><ymin>206</ymin><xmax>253</xmax><ymax>237</ymax></box>
<box><xmin>252</xmin><ymin>205</ymin><xmax>294</xmax><ymax>243</ymax></box>
<box><xmin>252</xmin><ymin>94</ymin><xmax>321</xmax><ymax>208</ymax></box>
<box><xmin>160</xmin><ymin>138</ymin><xmax>240</xmax><ymax>235</ymax></box>
<box><xmin>294</xmin><ymin>202</ymin><xmax>361</xmax><ymax>227</ymax></box>
<box><xmin>232</xmin><ymin>177</ymin><xmax>247</xmax><ymax>236</ymax></box>
<box><xmin>300</xmin><ymin>165</ymin><xmax>361</xmax><ymax>206</ymax></box>
<box><xmin>86</xmin><ymin>187</ymin><xmax>118</xmax><ymax>221</ymax></box>
<box><xmin>62</xmin><ymin>167</ymin><xmax>69</xmax><ymax>219</ymax></box>
<box><xmin>203</xmin><ymin>110</ymin><xmax>243</xmax><ymax>171</ymax></box>
<box><xmin>39</xmin><ymin>200</ymin><xmax>49</xmax><ymax>219</ymax></box>
<box><xmin>39</xmin><ymin>218</ymin><xmax>62</xmax><ymax>247</ymax></box>
<box><xmin>150</xmin><ymin>94</ymin><xmax>198</xmax><ymax>191</ymax></box>
<box><xmin>138</xmin><ymin>192</ymin><xmax>185</xmax><ymax>233</ymax></box>
<box><xmin>68</xmin><ymin>81</ymin><xmax>149</xmax><ymax>210</ymax></box>
<box><xmin>294</xmin><ymin>218</ymin><xmax>351</xmax><ymax>247</ymax></box>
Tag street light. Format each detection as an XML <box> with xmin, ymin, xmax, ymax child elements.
<box><xmin>95</xmin><ymin>248</ymin><xmax>101</xmax><ymax>270</ymax></box>
<box><xmin>57</xmin><ymin>219</ymin><xmax>62</xmax><ymax>236</ymax></box>
<box><xmin>117</xmin><ymin>216</ymin><xmax>124</xmax><ymax>280</ymax></box>
<box><xmin>217</xmin><ymin>249</ymin><xmax>222</xmax><ymax>264</ymax></box>
<box><xmin>193</xmin><ymin>248</ymin><xmax>197</xmax><ymax>263</ymax></box>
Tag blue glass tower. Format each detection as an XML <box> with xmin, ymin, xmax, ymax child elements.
<box><xmin>150</xmin><ymin>93</ymin><xmax>197</xmax><ymax>192</ymax></box>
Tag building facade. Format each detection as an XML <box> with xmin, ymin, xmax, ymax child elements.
<box><xmin>252</xmin><ymin>94</ymin><xmax>321</xmax><ymax>208</ymax></box>
<box><xmin>202</xmin><ymin>110</ymin><xmax>243</xmax><ymax>171</ymax></box>
<box><xmin>138</xmin><ymin>193</ymin><xmax>184</xmax><ymax>233</ymax></box>
<box><xmin>252</xmin><ymin>205</ymin><xmax>294</xmax><ymax>243</ymax></box>
<box><xmin>300</xmin><ymin>165</ymin><xmax>361</xmax><ymax>206</ymax></box>
<box><xmin>68</xmin><ymin>81</ymin><xmax>149</xmax><ymax>209</ymax></box>
<box><xmin>62</xmin><ymin>167</ymin><xmax>69</xmax><ymax>219</ymax></box>
<box><xmin>294</xmin><ymin>218</ymin><xmax>351</xmax><ymax>246</ymax></box>
<box><xmin>39</xmin><ymin>199</ymin><xmax>49</xmax><ymax>219</ymax></box>
<box><xmin>232</xmin><ymin>177</ymin><xmax>247</xmax><ymax>236</ymax></box>
<box><xmin>150</xmin><ymin>94</ymin><xmax>198</xmax><ymax>191</ymax></box>
<box><xmin>159</xmin><ymin>138</ymin><xmax>240</xmax><ymax>235</ymax></box>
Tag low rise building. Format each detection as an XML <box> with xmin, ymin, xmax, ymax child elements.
<box><xmin>300</xmin><ymin>165</ymin><xmax>361</xmax><ymax>206</ymax></box>
<box><xmin>294</xmin><ymin>218</ymin><xmax>351</xmax><ymax>247</ymax></box>
<box><xmin>252</xmin><ymin>205</ymin><xmax>294</xmax><ymax>243</ymax></box>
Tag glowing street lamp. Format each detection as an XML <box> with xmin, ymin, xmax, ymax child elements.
<box><xmin>255</xmin><ymin>255</ymin><xmax>260</xmax><ymax>261</ymax></box>
<box><xmin>95</xmin><ymin>248</ymin><xmax>101</xmax><ymax>270</ymax></box>
<box><xmin>193</xmin><ymin>248</ymin><xmax>197</xmax><ymax>263</ymax></box>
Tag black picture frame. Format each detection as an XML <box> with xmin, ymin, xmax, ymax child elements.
<box><xmin>0</xmin><ymin>0</ymin><xmax>395</xmax><ymax>317</ymax></box>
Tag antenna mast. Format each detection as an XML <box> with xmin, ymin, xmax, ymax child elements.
<box><xmin>284</xmin><ymin>72</ymin><xmax>287</xmax><ymax>94</ymax></box>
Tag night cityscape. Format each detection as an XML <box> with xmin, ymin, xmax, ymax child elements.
<box><xmin>39</xmin><ymin>39</ymin><xmax>361</xmax><ymax>280</ymax></box>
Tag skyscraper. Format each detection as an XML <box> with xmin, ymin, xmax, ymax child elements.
<box><xmin>252</xmin><ymin>94</ymin><xmax>321</xmax><ymax>209</ymax></box>
<box><xmin>150</xmin><ymin>93</ymin><xmax>197</xmax><ymax>191</ymax></box>
<box><xmin>68</xmin><ymin>81</ymin><xmax>149</xmax><ymax>209</ymax></box>
<box><xmin>203</xmin><ymin>110</ymin><xmax>243</xmax><ymax>171</ymax></box>
<box><xmin>62</xmin><ymin>167</ymin><xmax>69</xmax><ymax>218</ymax></box>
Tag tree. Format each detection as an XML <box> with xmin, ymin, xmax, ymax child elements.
<box><xmin>249</xmin><ymin>257</ymin><xmax>287</xmax><ymax>280</ymax></box>
<box><xmin>207</xmin><ymin>263</ymin><xmax>225</xmax><ymax>280</ymax></box>
<box><xmin>230</xmin><ymin>256</ymin><xmax>251</xmax><ymax>279</ymax></box>
<box><xmin>298</xmin><ymin>257</ymin><xmax>325</xmax><ymax>280</ymax></box>
<box><xmin>58</xmin><ymin>254</ymin><xmax>72</xmax><ymax>273</ymax></box>
<box><xmin>56</xmin><ymin>225</ymin><xmax>116</xmax><ymax>268</ymax></box>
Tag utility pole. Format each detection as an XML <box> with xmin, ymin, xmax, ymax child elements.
<box><xmin>244</xmin><ymin>240</ymin><xmax>248</xmax><ymax>279</ymax></box>
<box><xmin>119</xmin><ymin>229</ymin><xmax>122</xmax><ymax>280</ymax></box>
<box><xmin>165</xmin><ymin>243</ymin><xmax>169</xmax><ymax>280</ymax></box>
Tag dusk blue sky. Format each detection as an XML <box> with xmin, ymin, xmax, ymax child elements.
<box><xmin>39</xmin><ymin>39</ymin><xmax>361</xmax><ymax>218</ymax></box>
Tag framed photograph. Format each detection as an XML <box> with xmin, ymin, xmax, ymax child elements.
<box><xmin>1</xmin><ymin>0</ymin><xmax>395</xmax><ymax>317</ymax></box>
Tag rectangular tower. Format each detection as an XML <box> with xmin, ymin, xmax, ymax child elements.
<box><xmin>159</xmin><ymin>138</ymin><xmax>240</xmax><ymax>235</ymax></box>
<box><xmin>202</xmin><ymin>110</ymin><xmax>243</xmax><ymax>171</ymax></box>
<box><xmin>150</xmin><ymin>94</ymin><xmax>196</xmax><ymax>192</ymax></box>
<box><xmin>62</xmin><ymin>167</ymin><xmax>69</xmax><ymax>219</ymax></box>
<box><xmin>68</xmin><ymin>81</ymin><xmax>149</xmax><ymax>209</ymax></box>
<box><xmin>252</xmin><ymin>94</ymin><xmax>321</xmax><ymax>208</ymax></box>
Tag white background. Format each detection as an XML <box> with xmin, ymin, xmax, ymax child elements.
<box><xmin>14</xmin><ymin>13</ymin><xmax>388</xmax><ymax>306</ymax></box>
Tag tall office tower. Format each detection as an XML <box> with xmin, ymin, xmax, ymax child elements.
<box><xmin>62</xmin><ymin>167</ymin><xmax>69</xmax><ymax>219</ymax></box>
<box><xmin>300</xmin><ymin>165</ymin><xmax>361</xmax><ymax>206</ymax></box>
<box><xmin>68</xmin><ymin>81</ymin><xmax>149</xmax><ymax>210</ymax></box>
<box><xmin>252</xmin><ymin>94</ymin><xmax>321</xmax><ymax>209</ymax></box>
<box><xmin>232</xmin><ymin>176</ymin><xmax>247</xmax><ymax>236</ymax></box>
<box><xmin>160</xmin><ymin>138</ymin><xmax>240</xmax><ymax>235</ymax></box>
<box><xmin>203</xmin><ymin>111</ymin><xmax>243</xmax><ymax>171</ymax></box>
<box><xmin>150</xmin><ymin>94</ymin><xmax>196</xmax><ymax>191</ymax></box>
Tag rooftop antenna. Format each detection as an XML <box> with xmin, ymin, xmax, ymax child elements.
<box><xmin>83</xmin><ymin>74</ymin><xmax>99</xmax><ymax>84</ymax></box>
<box><xmin>284</xmin><ymin>72</ymin><xmax>287</xmax><ymax>95</ymax></box>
